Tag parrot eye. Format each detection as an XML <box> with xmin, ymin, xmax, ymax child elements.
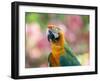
<box><xmin>55</xmin><ymin>28</ymin><xmax>60</xmax><ymax>33</ymax></box>
<box><xmin>56</xmin><ymin>28</ymin><xmax>58</xmax><ymax>31</ymax></box>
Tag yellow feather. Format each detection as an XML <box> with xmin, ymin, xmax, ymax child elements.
<box><xmin>49</xmin><ymin>31</ymin><xmax>65</xmax><ymax>66</ymax></box>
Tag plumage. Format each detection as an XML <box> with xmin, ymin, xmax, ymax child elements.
<box><xmin>47</xmin><ymin>24</ymin><xmax>81</xmax><ymax>67</ymax></box>
<box><xmin>60</xmin><ymin>43</ymin><xmax>81</xmax><ymax>66</ymax></box>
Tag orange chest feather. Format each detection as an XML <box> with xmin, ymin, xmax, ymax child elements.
<box><xmin>49</xmin><ymin>31</ymin><xmax>65</xmax><ymax>66</ymax></box>
<box><xmin>50</xmin><ymin>43</ymin><xmax>65</xmax><ymax>66</ymax></box>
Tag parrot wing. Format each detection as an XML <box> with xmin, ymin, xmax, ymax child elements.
<box><xmin>48</xmin><ymin>43</ymin><xmax>81</xmax><ymax>67</ymax></box>
<box><xmin>60</xmin><ymin>43</ymin><xmax>81</xmax><ymax>66</ymax></box>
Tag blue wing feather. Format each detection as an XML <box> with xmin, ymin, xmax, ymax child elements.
<box><xmin>60</xmin><ymin>43</ymin><xmax>81</xmax><ymax>66</ymax></box>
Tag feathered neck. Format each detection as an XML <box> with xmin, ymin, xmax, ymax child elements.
<box><xmin>51</xmin><ymin>31</ymin><xmax>65</xmax><ymax>56</ymax></box>
<box><xmin>49</xmin><ymin>31</ymin><xmax>65</xmax><ymax>66</ymax></box>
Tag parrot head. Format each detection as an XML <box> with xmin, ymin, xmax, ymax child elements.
<box><xmin>47</xmin><ymin>24</ymin><xmax>61</xmax><ymax>42</ymax></box>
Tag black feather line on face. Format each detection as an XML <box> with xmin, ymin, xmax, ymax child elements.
<box><xmin>48</xmin><ymin>30</ymin><xmax>55</xmax><ymax>41</ymax></box>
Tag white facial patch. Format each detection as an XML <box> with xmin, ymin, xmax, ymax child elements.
<box><xmin>52</xmin><ymin>32</ymin><xmax>59</xmax><ymax>39</ymax></box>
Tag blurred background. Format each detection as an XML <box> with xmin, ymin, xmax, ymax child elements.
<box><xmin>25</xmin><ymin>12</ymin><xmax>89</xmax><ymax>68</ymax></box>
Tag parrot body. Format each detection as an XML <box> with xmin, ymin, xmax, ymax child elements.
<box><xmin>47</xmin><ymin>24</ymin><xmax>81</xmax><ymax>67</ymax></box>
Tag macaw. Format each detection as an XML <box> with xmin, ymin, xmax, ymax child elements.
<box><xmin>47</xmin><ymin>24</ymin><xmax>81</xmax><ymax>67</ymax></box>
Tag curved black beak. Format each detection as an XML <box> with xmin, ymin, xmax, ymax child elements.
<box><xmin>48</xmin><ymin>30</ymin><xmax>55</xmax><ymax>42</ymax></box>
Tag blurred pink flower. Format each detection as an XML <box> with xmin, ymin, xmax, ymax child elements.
<box><xmin>28</xmin><ymin>47</ymin><xmax>42</xmax><ymax>59</ymax></box>
<box><xmin>40</xmin><ymin>63</ymin><xmax>48</xmax><ymax>67</ymax></box>
<box><xmin>37</xmin><ymin>36</ymin><xmax>50</xmax><ymax>51</ymax></box>
<box><xmin>65</xmin><ymin>31</ymin><xmax>76</xmax><ymax>43</ymax></box>
<box><xmin>67</xmin><ymin>15</ymin><xmax>83</xmax><ymax>32</ymax></box>
<box><xmin>26</xmin><ymin>23</ymin><xmax>43</xmax><ymax>45</ymax></box>
<box><xmin>26</xmin><ymin>23</ymin><xmax>43</xmax><ymax>54</ymax></box>
<box><xmin>26</xmin><ymin>23</ymin><xmax>44</xmax><ymax>60</ymax></box>
<box><xmin>26</xmin><ymin>23</ymin><xmax>50</xmax><ymax>62</ymax></box>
